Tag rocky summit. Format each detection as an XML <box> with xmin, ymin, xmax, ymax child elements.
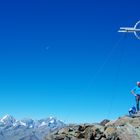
<box><xmin>45</xmin><ymin>114</ymin><xmax>140</xmax><ymax>140</ymax></box>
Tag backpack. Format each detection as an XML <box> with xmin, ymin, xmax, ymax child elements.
<box><xmin>129</xmin><ymin>106</ymin><xmax>136</xmax><ymax>115</ymax></box>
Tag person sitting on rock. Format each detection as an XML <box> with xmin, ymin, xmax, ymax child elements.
<box><xmin>131</xmin><ymin>81</ymin><xmax>140</xmax><ymax>112</ymax></box>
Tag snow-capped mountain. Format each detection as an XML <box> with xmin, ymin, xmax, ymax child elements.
<box><xmin>0</xmin><ymin>115</ymin><xmax>15</xmax><ymax>125</ymax></box>
<box><xmin>0</xmin><ymin>115</ymin><xmax>65</xmax><ymax>140</ymax></box>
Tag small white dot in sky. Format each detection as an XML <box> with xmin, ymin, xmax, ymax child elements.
<box><xmin>45</xmin><ymin>46</ymin><xmax>50</xmax><ymax>51</ymax></box>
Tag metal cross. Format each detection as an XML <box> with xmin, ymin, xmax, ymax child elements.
<box><xmin>118</xmin><ymin>20</ymin><xmax>140</xmax><ymax>40</ymax></box>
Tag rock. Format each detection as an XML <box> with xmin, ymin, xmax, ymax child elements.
<box><xmin>54</xmin><ymin>134</ymin><xmax>66</xmax><ymax>140</ymax></box>
<box><xmin>100</xmin><ymin>119</ymin><xmax>110</xmax><ymax>126</ymax></box>
<box><xmin>45</xmin><ymin>115</ymin><xmax>140</xmax><ymax>140</ymax></box>
<box><xmin>104</xmin><ymin>126</ymin><xmax>117</xmax><ymax>138</ymax></box>
<box><xmin>100</xmin><ymin>138</ymin><xmax>106</xmax><ymax>140</ymax></box>
<box><xmin>58</xmin><ymin>128</ymin><xmax>69</xmax><ymax>135</ymax></box>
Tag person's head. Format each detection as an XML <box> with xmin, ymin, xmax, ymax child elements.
<box><xmin>137</xmin><ymin>81</ymin><xmax>140</xmax><ymax>87</ymax></box>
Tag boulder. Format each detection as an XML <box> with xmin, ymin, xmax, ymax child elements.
<box><xmin>100</xmin><ymin>119</ymin><xmax>110</xmax><ymax>126</ymax></box>
<box><xmin>45</xmin><ymin>115</ymin><xmax>140</xmax><ymax>140</ymax></box>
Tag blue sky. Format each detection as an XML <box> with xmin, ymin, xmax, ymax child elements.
<box><xmin>0</xmin><ymin>0</ymin><xmax>140</xmax><ymax>123</ymax></box>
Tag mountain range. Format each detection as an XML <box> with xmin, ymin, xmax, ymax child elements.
<box><xmin>0</xmin><ymin>115</ymin><xmax>65</xmax><ymax>140</ymax></box>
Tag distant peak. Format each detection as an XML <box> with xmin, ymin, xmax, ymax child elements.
<box><xmin>1</xmin><ymin>114</ymin><xmax>14</xmax><ymax>120</ymax></box>
<box><xmin>0</xmin><ymin>115</ymin><xmax>15</xmax><ymax>124</ymax></box>
<box><xmin>49</xmin><ymin>116</ymin><xmax>56</xmax><ymax>120</ymax></box>
<box><xmin>49</xmin><ymin>116</ymin><xmax>53</xmax><ymax>119</ymax></box>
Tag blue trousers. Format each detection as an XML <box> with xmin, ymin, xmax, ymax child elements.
<box><xmin>136</xmin><ymin>95</ymin><xmax>140</xmax><ymax>111</ymax></box>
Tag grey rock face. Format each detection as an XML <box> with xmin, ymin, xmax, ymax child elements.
<box><xmin>45</xmin><ymin>115</ymin><xmax>140</xmax><ymax>140</ymax></box>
